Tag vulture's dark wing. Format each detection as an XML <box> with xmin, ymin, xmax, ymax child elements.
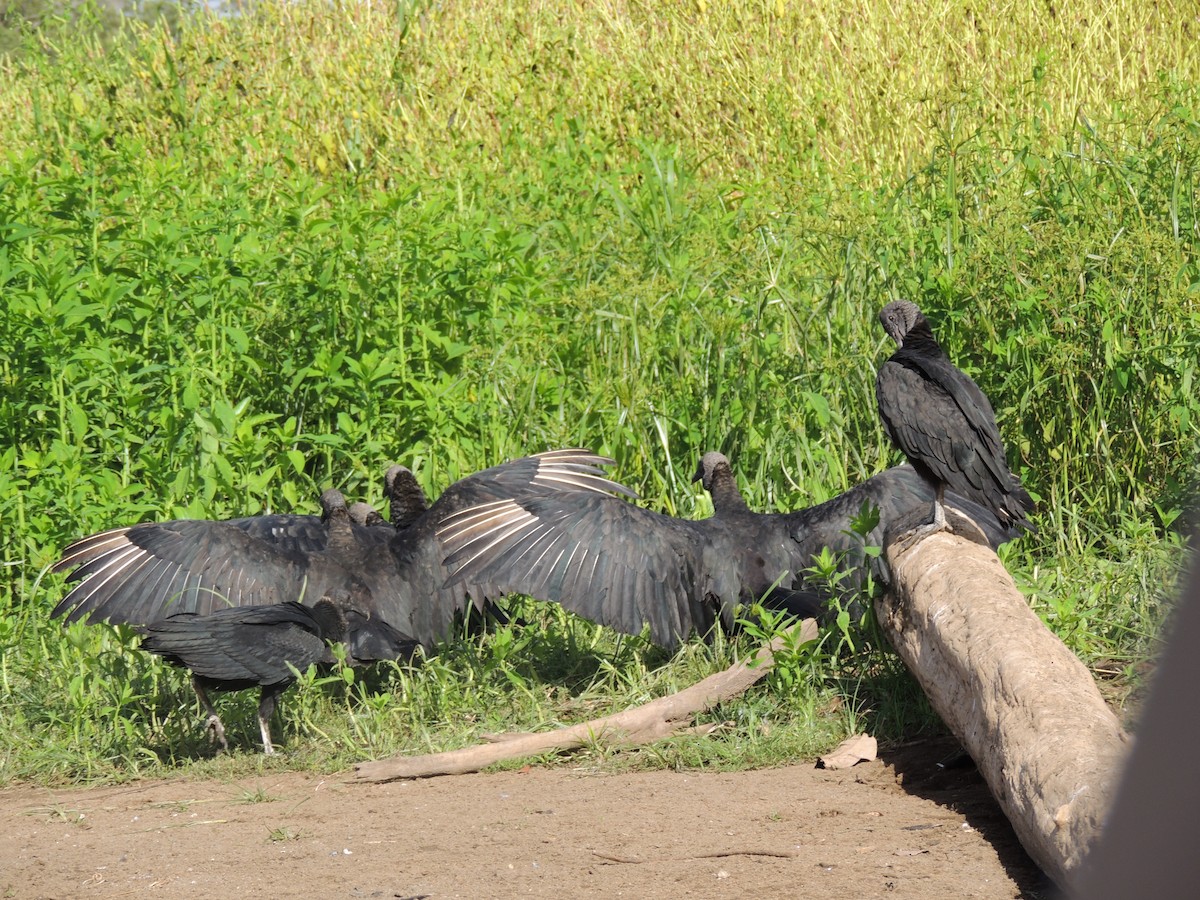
<box><xmin>877</xmin><ymin>351</ymin><xmax>1011</xmax><ymax>498</ymax></box>
<box><xmin>771</xmin><ymin>463</ymin><xmax>1018</xmax><ymax>569</ymax></box>
<box><xmin>53</xmin><ymin>449</ymin><xmax>634</xmax><ymax>651</ymax></box>
<box><xmin>370</xmin><ymin>450</ymin><xmax>638</xmax><ymax>646</ymax></box>
<box><xmin>139</xmin><ymin>601</ymin><xmax>337</xmax><ymax>688</ymax></box>
<box><xmin>439</xmin><ymin>491</ymin><xmax>717</xmax><ymax>648</ymax></box>
<box><xmin>51</xmin><ymin>519</ymin><xmax>367</xmax><ymax>624</ymax></box>
<box><xmin>440</xmin><ymin>463</ymin><xmax>1021</xmax><ymax>649</ymax></box>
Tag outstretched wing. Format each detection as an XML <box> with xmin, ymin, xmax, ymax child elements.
<box><xmin>439</xmin><ymin>463</ymin><xmax>1025</xmax><ymax>649</ymax></box>
<box><xmin>372</xmin><ymin>449</ymin><xmax>646</xmax><ymax>646</ymax></box>
<box><xmin>439</xmin><ymin>490</ymin><xmax>716</xmax><ymax>649</ymax></box>
<box><xmin>53</xmin><ymin>450</ymin><xmax>640</xmax><ymax>654</ymax></box>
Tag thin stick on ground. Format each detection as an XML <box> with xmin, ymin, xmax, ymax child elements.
<box><xmin>353</xmin><ymin>619</ymin><xmax>818</xmax><ymax>783</ymax></box>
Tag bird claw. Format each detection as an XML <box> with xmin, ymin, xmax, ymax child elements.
<box><xmin>204</xmin><ymin>714</ymin><xmax>229</xmax><ymax>752</ymax></box>
<box><xmin>895</xmin><ymin>519</ymin><xmax>949</xmax><ymax>552</ymax></box>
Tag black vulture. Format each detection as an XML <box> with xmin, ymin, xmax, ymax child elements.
<box><xmin>385</xmin><ymin>464</ymin><xmax>429</xmax><ymax>529</ymax></box>
<box><xmin>875</xmin><ymin>300</ymin><xmax>1035</xmax><ymax>540</ymax></box>
<box><xmin>145</xmin><ymin>489</ymin><xmax>416</xmax><ymax>755</ymax></box>
<box><xmin>52</xmin><ymin>450</ymin><xmax>635</xmax><ymax>653</ymax></box>
<box><xmin>348</xmin><ymin>502</ymin><xmax>388</xmax><ymax>528</ymax></box>
<box><xmin>438</xmin><ymin>457</ymin><xmax>1020</xmax><ymax>650</ymax></box>
<box><xmin>139</xmin><ymin>598</ymin><xmax>348</xmax><ymax>755</ymax></box>
<box><xmin>692</xmin><ymin>451</ymin><xmax>826</xmax><ymax>623</ymax></box>
<box><xmin>313</xmin><ymin>488</ymin><xmax>422</xmax><ymax>665</ymax></box>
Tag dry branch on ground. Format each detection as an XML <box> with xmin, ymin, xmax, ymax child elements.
<box><xmin>354</xmin><ymin>619</ymin><xmax>818</xmax><ymax>782</ymax></box>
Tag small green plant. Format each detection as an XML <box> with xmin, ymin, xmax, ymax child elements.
<box><xmin>26</xmin><ymin>804</ymin><xmax>86</xmax><ymax>825</ymax></box>
<box><xmin>237</xmin><ymin>786</ymin><xmax>280</xmax><ymax>805</ymax></box>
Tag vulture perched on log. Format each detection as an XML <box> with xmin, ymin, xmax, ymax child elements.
<box><xmin>439</xmin><ymin>455</ymin><xmax>1020</xmax><ymax>650</ymax></box>
<box><xmin>140</xmin><ymin>598</ymin><xmax>349</xmax><ymax>755</ymax></box>
<box><xmin>53</xmin><ymin>450</ymin><xmax>634</xmax><ymax>654</ymax></box>
<box><xmin>875</xmin><ymin>300</ymin><xmax>1035</xmax><ymax>539</ymax></box>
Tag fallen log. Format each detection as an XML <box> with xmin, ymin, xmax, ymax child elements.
<box><xmin>354</xmin><ymin>619</ymin><xmax>818</xmax><ymax>782</ymax></box>
<box><xmin>877</xmin><ymin>530</ymin><xmax>1130</xmax><ymax>888</ymax></box>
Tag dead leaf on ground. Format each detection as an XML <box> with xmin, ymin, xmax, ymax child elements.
<box><xmin>817</xmin><ymin>733</ymin><xmax>878</xmax><ymax>770</ymax></box>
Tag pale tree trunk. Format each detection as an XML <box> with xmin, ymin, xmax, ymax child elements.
<box><xmin>877</xmin><ymin>530</ymin><xmax>1130</xmax><ymax>888</ymax></box>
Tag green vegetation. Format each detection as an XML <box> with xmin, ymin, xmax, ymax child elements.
<box><xmin>1</xmin><ymin>0</ymin><xmax>1196</xmax><ymax>784</ymax></box>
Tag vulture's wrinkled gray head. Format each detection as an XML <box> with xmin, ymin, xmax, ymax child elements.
<box><xmin>692</xmin><ymin>451</ymin><xmax>732</xmax><ymax>491</ymax></box>
<box><xmin>348</xmin><ymin>502</ymin><xmax>387</xmax><ymax>527</ymax></box>
<box><xmin>879</xmin><ymin>300</ymin><xmax>924</xmax><ymax>347</ymax></box>
<box><xmin>319</xmin><ymin>488</ymin><xmax>348</xmax><ymax>521</ymax></box>
<box><xmin>384</xmin><ymin>465</ymin><xmax>411</xmax><ymax>492</ymax></box>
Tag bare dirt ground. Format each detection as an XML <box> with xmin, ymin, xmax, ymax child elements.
<box><xmin>2</xmin><ymin>737</ymin><xmax>1051</xmax><ymax>899</ymax></box>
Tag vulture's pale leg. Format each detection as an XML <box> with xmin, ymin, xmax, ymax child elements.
<box><xmin>257</xmin><ymin>688</ymin><xmax>279</xmax><ymax>756</ymax></box>
<box><xmin>899</xmin><ymin>482</ymin><xmax>949</xmax><ymax>550</ymax></box>
<box><xmin>191</xmin><ymin>677</ymin><xmax>228</xmax><ymax>752</ymax></box>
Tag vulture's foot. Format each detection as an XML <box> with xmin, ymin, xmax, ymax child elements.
<box><xmin>896</xmin><ymin>500</ymin><xmax>949</xmax><ymax>551</ymax></box>
<box><xmin>895</xmin><ymin>519</ymin><xmax>948</xmax><ymax>551</ymax></box>
<box><xmin>204</xmin><ymin>713</ymin><xmax>229</xmax><ymax>752</ymax></box>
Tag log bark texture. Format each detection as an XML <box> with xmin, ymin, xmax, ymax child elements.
<box><xmin>355</xmin><ymin>620</ymin><xmax>817</xmax><ymax>782</ymax></box>
<box><xmin>877</xmin><ymin>531</ymin><xmax>1130</xmax><ymax>888</ymax></box>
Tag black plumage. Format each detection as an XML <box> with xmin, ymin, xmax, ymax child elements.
<box><xmin>140</xmin><ymin>598</ymin><xmax>347</xmax><ymax>755</ymax></box>
<box><xmin>692</xmin><ymin>452</ymin><xmax>826</xmax><ymax>623</ymax></box>
<box><xmin>875</xmin><ymin>300</ymin><xmax>1035</xmax><ymax>538</ymax></box>
<box><xmin>385</xmin><ymin>464</ymin><xmax>429</xmax><ymax>529</ymax></box>
<box><xmin>314</xmin><ymin>487</ymin><xmax>421</xmax><ymax>665</ymax></box>
<box><xmin>53</xmin><ymin>450</ymin><xmax>635</xmax><ymax>654</ymax></box>
<box><xmin>439</xmin><ymin>456</ymin><xmax>1020</xmax><ymax>650</ymax></box>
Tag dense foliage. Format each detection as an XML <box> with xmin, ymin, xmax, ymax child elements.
<box><xmin>1</xmin><ymin>0</ymin><xmax>1196</xmax><ymax>783</ymax></box>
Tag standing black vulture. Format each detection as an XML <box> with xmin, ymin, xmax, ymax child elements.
<box><xmin>52</xmin><ymin>450</ymin><xmax>635</xmax><ymax>653</ymax></box>
<box><xmin>144</xmin><ymin>489</ymin><xmax>417</xmax><ymax>755</ymax></box>
<box><xmin>139</xmin><ymin>598</ymin><xmax>348</xmax><ymax>754</ymax></box>
<box><xmin>875</xmin><ymin>300</ymin><xmax>1035</xmax><ymax>540</ymax></box>
<box><xmin>438</xmin><ymin>457</ymin><xmax>1020</xmax><ymax>650</ymax></box>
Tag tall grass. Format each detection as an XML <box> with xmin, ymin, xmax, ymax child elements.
<box><xmin>4</xmin><ymin>1</ymin><xmax>1196</xmax><ymax>183</ymax></box>
<box><xmin>0</xmin><ymin>0</ymin><xmax>1195</xmax><ymax>783</ymax></box>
